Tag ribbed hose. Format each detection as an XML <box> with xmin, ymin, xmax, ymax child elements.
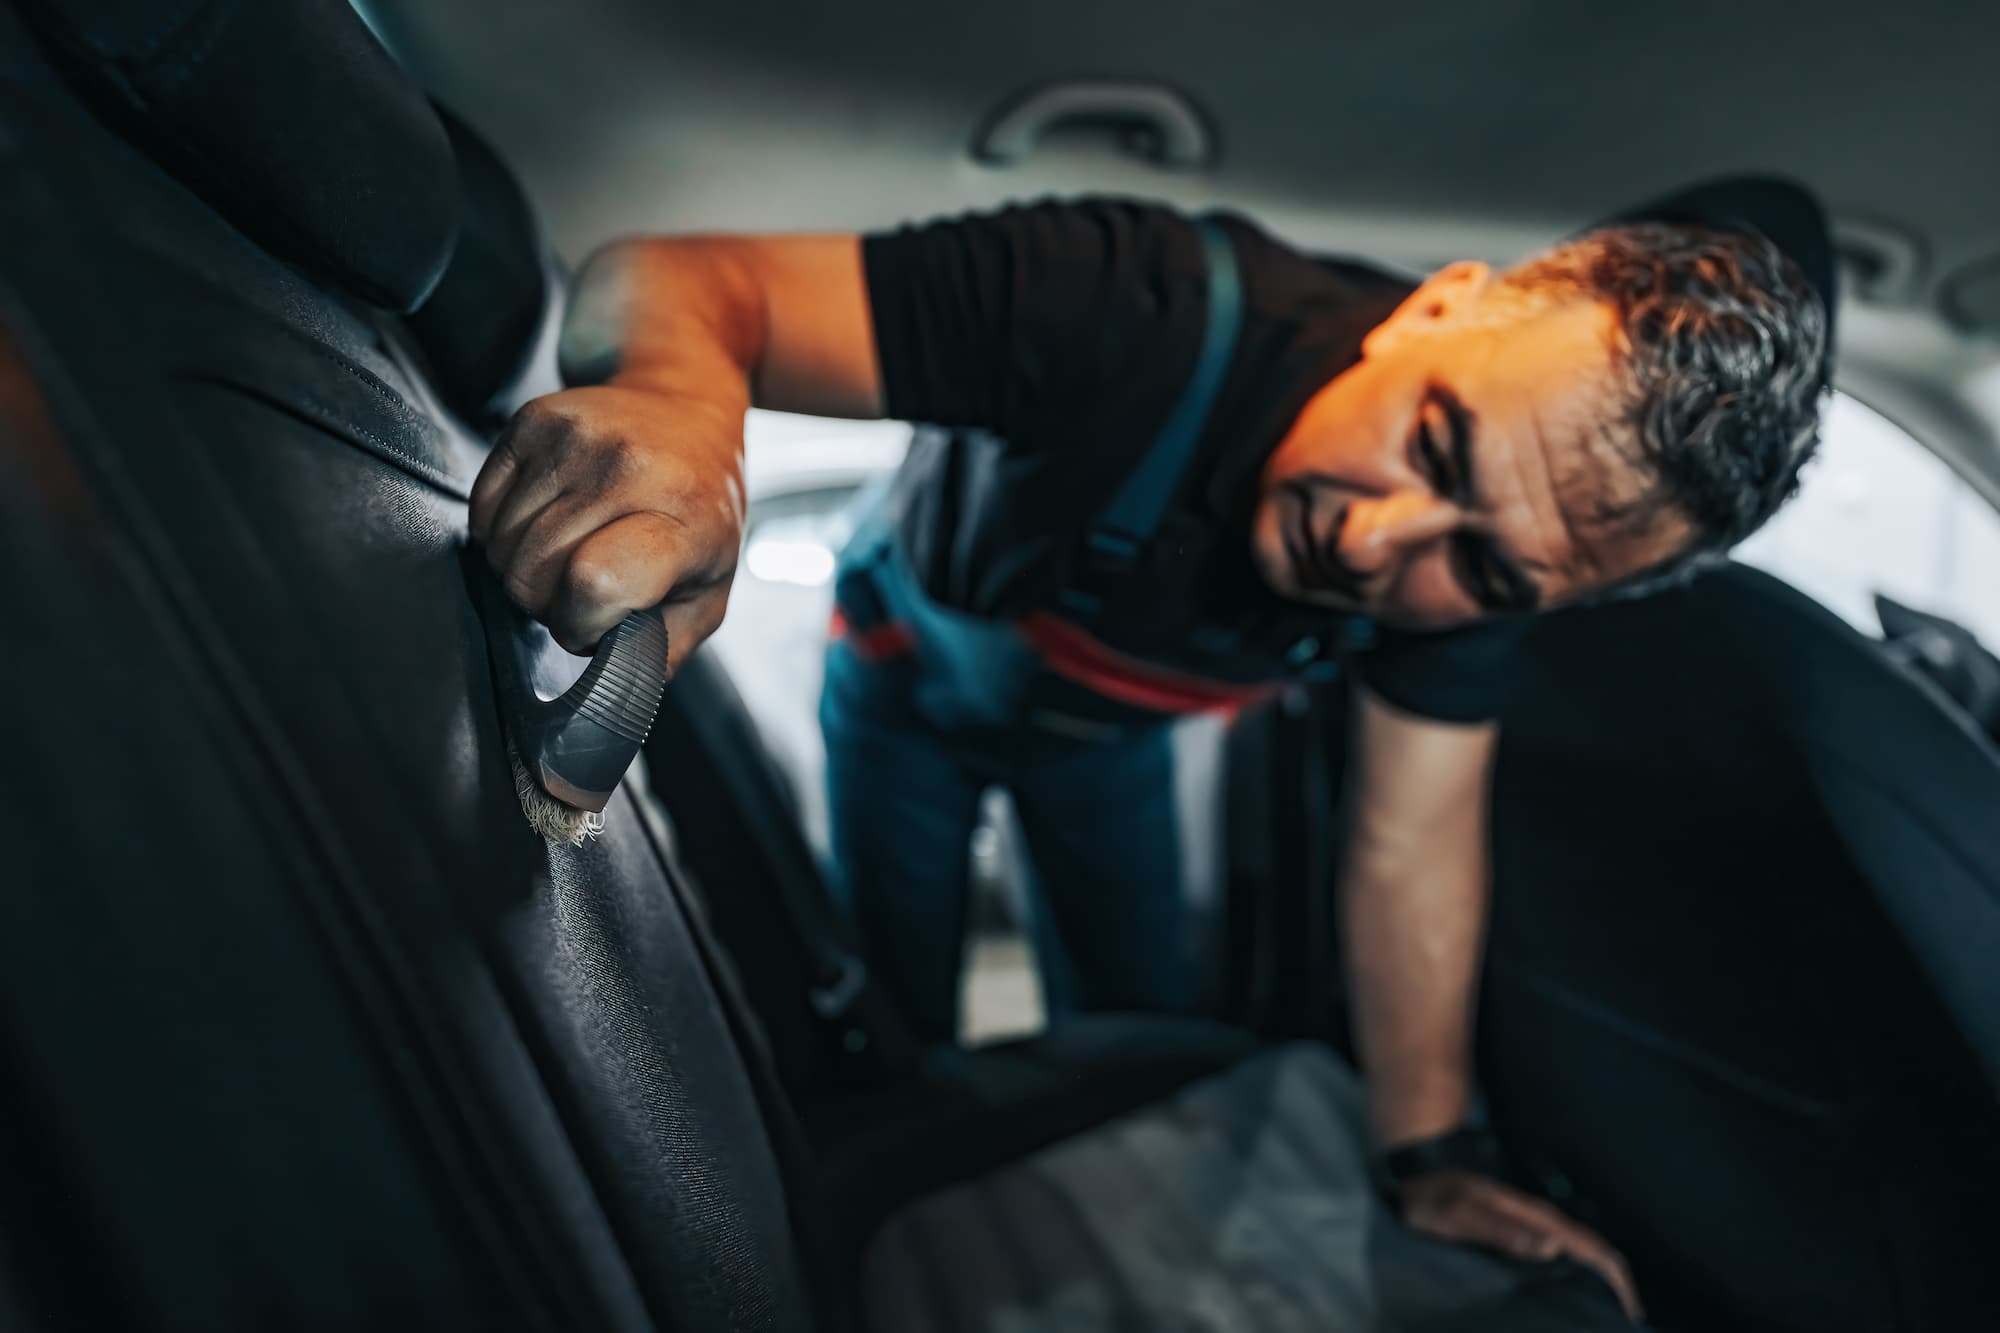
<box><xmin>570</xmin><ymin>611</ymin><xmax>670</xmax><ymax>743</ymax></box>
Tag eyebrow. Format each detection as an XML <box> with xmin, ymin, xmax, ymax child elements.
<box><xmin>1425</xmin><ymin>380</ymin><xmax>1543</xmax><ymax>612</ymax></box>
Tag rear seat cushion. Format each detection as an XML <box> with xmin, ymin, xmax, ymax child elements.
<box><xmin>814</xmin><ymin>1014</ymin><xmax>1260</xmax><ymax>1247</ymax></box>
<box><xmin>863</xmin><ymin>1044</ymin><xmax>1637</xmax><ymax>1333</ymax></box>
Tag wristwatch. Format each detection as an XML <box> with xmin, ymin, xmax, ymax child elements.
<box><xmin>1371</xmin><ymin>1124</ymin><xmax>1511</xmax><ymax>1211</ymax></box>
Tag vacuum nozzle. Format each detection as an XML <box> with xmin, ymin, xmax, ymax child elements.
<box><xmin>466</xmin><ymin>548</ymin><xmax>670</xmax><ymax>841</ymax></box>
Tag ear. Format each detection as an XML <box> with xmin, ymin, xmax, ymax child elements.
<box><xmin>1362</xmin><ymin>260</ymin><xmax>1494</xmax><ymax>357</ymax></box>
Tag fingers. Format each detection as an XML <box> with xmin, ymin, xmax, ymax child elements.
<box><xmin>545</xmin><ymin>510</ymin><xmax>733</xmax><ymax>657</ymax></box>
<box><xmin>661</xmin><ymin>587</ymin><xmax>731</xmax><ymax>676</ymax></box>
<box><xmin>1406</xmin><ymin>1182</ymin><xmax>1554</xmax><ymax>1258</ymax></box>
<box><xmin>494</xmin><ymin>496</ymin><xmax>603</xmax><ymax>618</ymax></box>
<box><xmin>1557</xmin><ymin>1235</ymin><xmax>1641</xmax><ymax>1320</ymax></box>
<box><xmin>470</xmin><ymin>401</ymin><xmax>555</xmax><ymax>544</ymax></box>
<box><xmin>471</xmin><ymin>385</ymin><xmax>746</xmax><ymax>665</ymax></box>
<box><xmin>1401</xmin><ymin>1173</ymin><xmax>1643</xmax><ymax>1320</ymax></box>
<box><xmin>466</xmin><ymin>422</ymin><xmax>521</xmax><ymax>544</ymax></box>
<box><xmin>473</xmin><ymin>400</ymin><xmax>573</xmax><ymax>569</ymax></box>
<box><xmin>1478</xmin><ymin>1190</ymin><xmax>1641</xmax><ymax>1317</ymax></box>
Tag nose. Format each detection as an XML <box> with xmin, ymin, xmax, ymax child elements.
<box><xmin>1337</xmin><ymin>489</ymin><xmax>1459</xmax><ymax>576</ymax></box>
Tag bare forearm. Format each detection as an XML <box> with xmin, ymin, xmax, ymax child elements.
<box><xmin>469</xmin><ymin>231</ymin><xmax>879</xmax><ymax>662</ymax></box>
<box><xmin>1336</xmin><ymin>687</ymin><xmax>1497</xmax><ymax>1148</ymax></box>
<box><xmin>558</xmin><ymin>238</ymin><xmax>761</xmax><ymax>404</ymax></box>
<box><xmin>1339</xmin><ymin>834</ymin><xmax>1489</xmax><ymax>1146</ymax></box>
<box><xmin>557</xmin><ymin>234</ymin><xmax>881</xmax><ymax>419</ymax></box>
<box><xmin>1333</xmin><ymin>709</ymin><xmax>1638</xmax><ymax>1315</ymax></box>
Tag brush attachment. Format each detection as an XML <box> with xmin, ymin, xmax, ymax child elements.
<box><xmin>465</xmin><ymin>547</ymin><xmax>670</xmax><ymax>841</ymax></box>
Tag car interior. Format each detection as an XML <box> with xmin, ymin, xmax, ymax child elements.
<box><xmin>2</xmin><ymin>2</ymin><xmax>1997</xmax><ymax>1331</ymax></box>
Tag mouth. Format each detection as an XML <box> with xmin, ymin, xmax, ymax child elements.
<box><xmin>1279</xmin><ymin>481</ymin><xmax>1367</xmax><ymax>605</ymax></box>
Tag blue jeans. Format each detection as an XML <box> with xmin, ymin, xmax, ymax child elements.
<box><xmin>820</xmin><ymin>538</ymin><xmax>1194</xmax><ymax>1045</ymax></box>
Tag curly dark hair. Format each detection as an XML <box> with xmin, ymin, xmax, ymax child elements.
<box><xmin>1510</xmin><ymin>221</ymin><xmax>1831</xmax><ymax>595</ymax></box>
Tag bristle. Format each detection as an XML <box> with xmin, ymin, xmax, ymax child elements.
<box><xmin>508</xmin><ymin>742</ymin><xmax>604</xmax><ymax>846</ymax></box>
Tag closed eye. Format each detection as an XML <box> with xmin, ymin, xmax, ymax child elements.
<box><xmin>1411</xmin><ymin>381</ymin><xmax>1540</xmax><ymax>614</ymax></box>
<box><xmin>1411</xmin><ymin>411</ymin><xmax>1461</xmax><ymax>503</ymax></box>
<box><xmin>1452</xmin><ymin>531</ymin><xmax>1538</xmax><ymax>613</ymax></box>
<box><xmin>1412</xmin><ymin>400</ymin><xmax>1494</xmax><ymax>609</ymax></box>
<box><xmin>1448</xmin><ymin>533</ymin><xmax>1501</xmax><ymax>609</ymax></box>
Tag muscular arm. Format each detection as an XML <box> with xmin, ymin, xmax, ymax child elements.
<box><xmin>470</xmin><ymin>202</ymin><xmax>1211</xmax><ymax>661</ymax></box>
<box><xmin>1342</xmin><ymin>685</ymin><xmax>1640</xmax><ymax>1316</ymax></box>
<box><xmin>1340</xmin><ymin>685</ymin><xmax>1494</xmax><ymax>1148</ymax></box>
<box><xmin>472</xmin><ymin>200</ymin><xmax>1223</xmax><ymax>662</ymax></box>
<box><xmin>467</xmin><ymin>233</ymin><xmax>882</xmax><ymax>662</ymax></box>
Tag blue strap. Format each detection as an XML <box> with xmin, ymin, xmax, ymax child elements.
<box><xmin>1084</xmin><ymin>216</ymin><xmax>1244</xmax><ymax>557</ymax></box>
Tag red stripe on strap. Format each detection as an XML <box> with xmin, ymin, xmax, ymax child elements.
<box><xmin>1017</xmin><ymin>613</ymin><xmax>1277</xmax><ymax>716</ymax></box>
<box><xmin>829</xmin><ymin>607</ymin><xmax>916</xmax><ymax>662</ymax></box>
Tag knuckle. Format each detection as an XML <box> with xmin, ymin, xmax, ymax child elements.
<box><xmin>523</xmin><ymin>398</ymin><xmax>580</xmax><ymax>447</ymax></box>
<box><xmin>601</xmin><ymin>433</ymin><xmax>640</xmax><ymax>471</ymax></box>
<box><xmin>479</xmin><ymin>437</ymin><xmax>517</xmax><ymax>478</ymax></box>
<box><xmin>586</xmin><ymin>435</ymin><xmax>651</xmax><ymax>491</ymax></box>
<box><xmin>504</xmin><ymin>411</ymin><xmax>547</xmax><ymax>450</ymax></box>
<box><xmin>563</xmin><ymin>549</ymin><xmax>627</xmax><ymax>610</ymax></box>
<box><xmin>652</xmin><ymin>449</ymin><xmax>696</xmax><ymax>495</ymax></box>
<box><xmin>517</xmin><ymin>394</ymin><xmax>565</xmax><ymax>428</ymax></box>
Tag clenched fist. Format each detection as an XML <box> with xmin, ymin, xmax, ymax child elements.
<box><xmin>468</xmin><ymin>382</ymin><xmax>745</xmax><ymax>672</ymax></box>
<box><xmin>465</xmin><ymin>229</ymin><xmax>876</xmax><ymax>669</ymax></box>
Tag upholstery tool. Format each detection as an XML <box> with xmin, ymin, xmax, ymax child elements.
<box><xmin>464</xmin><ymin>546</ymin><xmax>670</xmax><ymax>844</ymax></box>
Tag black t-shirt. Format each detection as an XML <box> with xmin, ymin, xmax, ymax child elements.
<box><xmin>862</xmin><ymin>198</ymin><xmax>1525</xmax><ymax>723</ymax></box>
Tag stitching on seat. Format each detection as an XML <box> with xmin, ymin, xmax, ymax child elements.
<box><xmin>168</xmin><ymin>303</ymin><xmax>476</xmax><ymax>501</ymax></box>
<box><xmin>183</xmin><ymin>368</ymin><xmax>467</xmax><ymax>499</ymax></box>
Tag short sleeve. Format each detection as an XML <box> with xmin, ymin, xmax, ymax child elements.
<box><xmin>862</xmin><ymin>199</ymin><xmax>1211</xmax><ymax>444</ymax></box>
<box><xmin>1355</xmin><ymin>617</ymin><xmax>1529</xmax><ymax>724</ymax></box>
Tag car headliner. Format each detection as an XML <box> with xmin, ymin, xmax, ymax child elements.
<box><xmin>362</xmin><ymin>0</ymin><xmax>2000</xmax><ymax>499</ymax></box>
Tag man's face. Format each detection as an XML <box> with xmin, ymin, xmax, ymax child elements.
<box><xmin>1253</xmin><ymin>261</ymin><xmax>1693</xmax><ymax>630</ymax></box>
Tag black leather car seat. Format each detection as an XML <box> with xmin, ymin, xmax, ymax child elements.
<box><xmin>2</xmin><ymin>1</ymin><xmax>814</xmax><ymax>1325</ymax></box>
<box><xmin>1222</xmin><ymin>566</ymin><xmax>2000</xmax><ymax>1333</ymax></box>
<box><xmin>1482</xmin><ymin>566</ymin><xmax>2000</xmax><ymax>1333</ymax></box>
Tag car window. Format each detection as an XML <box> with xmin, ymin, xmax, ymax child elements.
<box><xmin>1736</xmin><ymin>392</ymin><xmax>2000</xmax><ymax>647</ymax></box>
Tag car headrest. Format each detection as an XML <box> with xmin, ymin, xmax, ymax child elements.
<box><xmin>406</xmin><ymin>103</ymin><xmax>562</xmax><ymax>428</ymax></box>
<box><xmin>1875</xmin><ymin>593</ymin><xmax>2000</xmax><ymax>744</ymax></box>
<box><xmin>15</xmin><ymin>0</ymin><xmax>458</xmax><ymax>313</ymax></box>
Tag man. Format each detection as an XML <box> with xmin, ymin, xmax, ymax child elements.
<box><xmin>469</xmin><ymin>178</ymin><xmax>1834</xmax><ymax>1311</ymax></box>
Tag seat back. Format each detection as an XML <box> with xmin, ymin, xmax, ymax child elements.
<box><xmin>1483</xmin><ymin>566</ymin><xmax>2000</xmax><ymax>1333</ymax></box>
<box><xmin>646</xmin><ymin>652</ymin><xmax>921</xmax><ymax>1104</ymax></box>
<box><xmin>1218</xmin><ymin>564</ymin><xmax>2000</xmax><ymax>1333</ymax></box>
<box><xmin>0</xmin><ymin>307</ymin><xmax>529</xmax><ymax>1333</ymax></box>
<box><xmin>1</xmin><ymin>2</ymin><xmax>817</xmax><ymax>1327</ymax></box>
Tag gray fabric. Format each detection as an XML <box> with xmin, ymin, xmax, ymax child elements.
<box><xmin>864</xmin><ymin>1044</ymin><xmax>1636</xmax><ymax>1333</ymax></box>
